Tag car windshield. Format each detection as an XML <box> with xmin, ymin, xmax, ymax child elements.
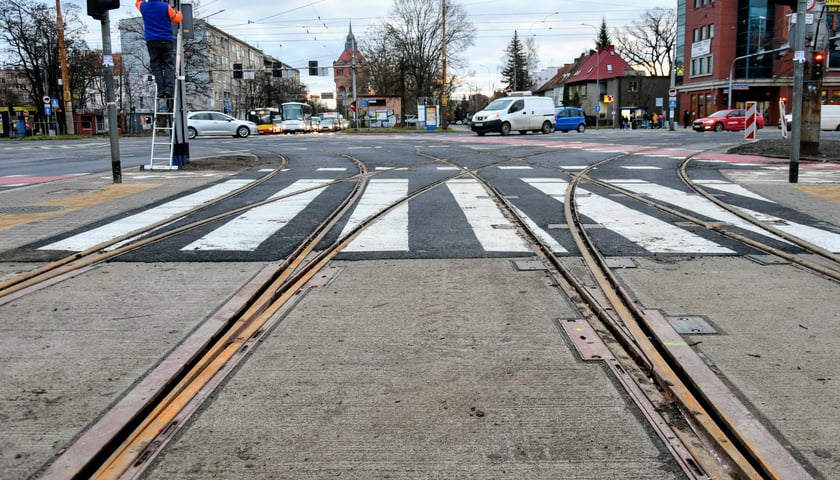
<box><xmin>484</xmin><ymin>99</ymin><xmax>514</xmax><ymax>111</ymax></box>
<box><xmin>709</xmin><ymin>111</ymin><xmax>730</xmax><ymax>118</ymax></box>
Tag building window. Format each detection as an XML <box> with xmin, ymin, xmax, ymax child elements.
<box><xmin>709</xmin><ymin>24</ymin><xmax>715</xmax><ymax>38</ymax></box>
<box><xmin>606</xmin><ymin>64</ymin><xmax>613</xmax><ymax>72</ymax></box>
<box><xmin>701</xmin><ymin>26</ymin><xmax>706</xmax><ymax>40</ymax></box>
<box><xmin>693</xmin><ymin>28</ymin><xmax>699</xmax><ymax>42</ymax></box>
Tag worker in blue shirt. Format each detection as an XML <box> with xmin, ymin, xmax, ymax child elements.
<box><xmin>136</xmin><ymin>0</ymin><xmax>183</xmax><ymax>101</ymax></box>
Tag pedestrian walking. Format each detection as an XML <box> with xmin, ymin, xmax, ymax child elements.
<box><xmin>136</xmin><ymin>0</ymin><xmax>183</xmax><ymax>104</ymax></box>
<box><xmin>683</xmin><ymin>109</ymin><xmax>690</xmax><ymax>128</ymax></box>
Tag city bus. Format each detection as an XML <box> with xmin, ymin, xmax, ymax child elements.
<box><xmin>279</xmin><ymin>102</ymin><xmax>313</xmax><ymax>133</ymax></box>
<box><xmin>247</xmin><ymin>107</ymin><xmax>281</xmax><ymax>134</ymax></box>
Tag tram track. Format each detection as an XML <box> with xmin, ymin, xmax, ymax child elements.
<box><xmin>24</xmin><ymin>139</ymin><xmax>830</xmax><ymax>479</ymax></box>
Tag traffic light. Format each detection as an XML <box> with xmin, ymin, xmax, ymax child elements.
<box><xmin>308</xmin><ymin>61</ymin><xmax>319</xmax><ymax>76</ymax></box>
<box><xmin>812</xmin><ymin>52</ymin><xmax>825</xmax><ymax>79</ymax></box>
<box><xmin>233</xmin><ymin>63</ymin><xmax>243</xmax><ymax>79</ymax></box>
<box><xmin>87</xmin><ymin>0</ymin><xmax>120</xmax><ymax>20</ymax></box>
<box><xmin>603</xmin><ymin>95</ymin><xmax>614</xmax><ymax>103</ymax></box>
<box><xmin>350</xmin><ymin>101</ymin><xmax>356</xmax><ymax>112</ymax></box>
<box><xmin>272</xmin><ymin>62</ymin><xmax>282</xmax><ymax>78</ymax></box>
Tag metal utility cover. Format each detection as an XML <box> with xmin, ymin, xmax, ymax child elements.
<box><xmin>667</xmin><ymin>316</ymin><xmax>718</xmax><ymax>335</ymax></box>
<box><xmin>605</xmin><ymin>257</ymin><xmax>637</xmax><ymax>269</ymax></box>
<box><xmin>513</xmin><ymin>259</ymin><xmax>545</xmax><ymax>271</ymax></box>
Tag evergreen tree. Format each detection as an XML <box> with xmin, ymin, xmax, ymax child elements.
<box><xmin>501</xmin><ymin>31</ymin><xmax>534</xmax><ymax>91</ymax></box>
<box><xmin>597</xmin><ymin>18</ymin><xmax>612</xmax><ymax>49</ymax></box>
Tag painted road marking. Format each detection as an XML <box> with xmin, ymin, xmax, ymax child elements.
<box><xmin>523</xmin><ymin>178</ymin><xmax>734</xmax><ymax>254</ymax></box>
<box><xmin>341</xmin><ymin>179</ymin><xmax>410</xmax><ymax>252</ymax></box>
<box><xmin>447</xmin><ymin>179</ymin><xmax>531</xmax><ymax>252</ymax></box>
<box><xmin>183</xmin><ymin>179</ymin><xmax>331</xmax><ymax>251</ymax></box>
<box><xmin>41</xmin><ymin>179</ymin><xmax>254</xmax><ymax>251</ymax></box>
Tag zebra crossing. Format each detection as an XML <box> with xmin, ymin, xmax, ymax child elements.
<box><xmin>39</xmin><ymin>173</ymin><xmax>840</xmax><ymax>256</ymax></box>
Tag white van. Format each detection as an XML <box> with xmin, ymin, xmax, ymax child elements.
<box><xmin>470</xmin><ymin>92</ymin><xmax>556</xmax><ymax>136</ymax></box>
<box><xmin>822</xmin><ymin>104</ymin><xmax>840</xmax><ymax>131</ymax></box>
<box><xmin>780</xmin><ymin>104</ymin><xmax>840</xmax><ymax>131</ymax></box>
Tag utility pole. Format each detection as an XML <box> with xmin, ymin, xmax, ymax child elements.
<box><xmin>56</xmin><ymin>0</ymin><xmax>74</xmax><ymax>135</ymax></box>
<box><xmin>789</xmin><ymin>0</ymin><xmax>807</xmax><ymax>183</ymax></box>
<box><xmin>99</xmin><ymin>11</ymin><xmax>121</xmax><ymax>183</ymax></box>
<box><xmin>441</xmin><ymin>0</ymin><xmax>447</xmax><ymax>129</ymax></box>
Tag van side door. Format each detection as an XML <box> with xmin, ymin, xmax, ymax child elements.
<box><xmin>508</xmin><ymin>99</ymin><xmax>527</xmax><ymax>131</ymax></box>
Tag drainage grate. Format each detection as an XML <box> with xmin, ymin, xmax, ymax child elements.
<box><xmin>667</xmin><ymin>316</ymin><xmax>718</xmax><ymax>335</ymax></box>
<box><xmin>0</xmin><ymin>205</ymin><xmax>63</xmax><ymax>214</ymax></box>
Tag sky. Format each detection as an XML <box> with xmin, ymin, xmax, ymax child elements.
<box><xmin>70</xmin><ymin>0</ymin><xmax>676</xmax><ymax>101</ymax></box>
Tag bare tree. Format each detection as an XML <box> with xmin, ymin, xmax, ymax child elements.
<box><xmin>363</xmin><ymin>0</ymin><xmax>475</xmax><ymax>107</ymax></box>
<box><xmin>613</xmin><ymin>7</ymin><xmax>676</xmax><ymax>76</ymax></box>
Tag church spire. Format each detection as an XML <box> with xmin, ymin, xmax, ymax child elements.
<box><xmin>345</xmin><ymin>22</ymin><xmax>357</xmax><ymax>51</ymax></box>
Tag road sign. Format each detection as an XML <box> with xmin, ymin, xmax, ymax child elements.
<box><xmin>44</xmin><ymin>106</ymin><xmax>51</xmax><ymax>116</ymax></box>
<box><xmin>668</xmin><ymin>87</ymin><xmax>677</xmax><ymax>97</ymax></box>
<box><xmin>595</xmin><ymin>105</ymin><xmax>601</xmax><ymax>112</ymax></box>
<box><xmin>42</xmin><ymin>95</ymin><xmax>51</xmax><ymax>104</ymax></box>
<box><xmin>669</xmin><ymin>98</ymin><xmax>677</xmax><ymax>109</ymax></box>
<box><xmin>51</xmin><ymin>98</ymin><xmax>59</xmax><ymax>108</ymax></box>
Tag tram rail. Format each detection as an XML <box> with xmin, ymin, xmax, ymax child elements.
<box><xmin>25</xmin><ymin>140</ymin><xmax>830</xmax><ymax>479</ymax></box>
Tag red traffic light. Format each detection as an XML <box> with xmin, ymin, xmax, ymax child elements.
<box><xmin>350</xmin><ymin>101</ymin><xmax>356</xmax><ymax>112</ymax></box>
<box><xmin>813</xmin><ymin>52</ymin><xmax>825</xmax><ymax>79</ymax></box>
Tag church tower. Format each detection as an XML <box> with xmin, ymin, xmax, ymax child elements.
<box><xmin>333</xmin><ymin>23</ymin><xmax>366</xmax><ymax>109</ymax></box>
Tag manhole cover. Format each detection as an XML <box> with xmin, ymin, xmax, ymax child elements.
<box><xmin>0</xmin><ymin>205</ymin><xmax>63</xmax><ymax>214</ymax></box>
<box><xmin>605</xmin><ymin>257</ymin><xmax>637</xmax><ymax>269</ymax></box>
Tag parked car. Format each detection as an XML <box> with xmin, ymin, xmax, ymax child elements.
<box><xmin>692</xmin><ymin>109</ymin><xmax>764</xmax><ymax>132</ymax></box>
<box><xmin>187</xmin><ymin>111</ymin><xmax>258</xmax><ymax>139</ymax></box>
<box><xmin>555</xmin><ymin>106</ymin><xmax>586</xmax><ymax>133</ymax></box>
<box><xmin>779</xmin><ymin>104</ymin><xmax>840</xmax><ymax>131</ymax></box>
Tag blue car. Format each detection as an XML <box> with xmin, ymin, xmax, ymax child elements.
<box><xmin>555</xmin><ymin>107</ymin><xmax>586</xmax><ymax>133</ymax></box>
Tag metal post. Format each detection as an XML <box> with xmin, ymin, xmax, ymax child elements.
<box><xmin>99</xmin><ymin>12</ymin><xmax>121</xmax><ymax>183</ymax></box>
<box><xmin>172</xmin><ymin>0</ymin><xmax>189</xmax><ymax>167</ymax></box>
<box><xmin>790</xmin><ymin>1</ymin><xmax>807</xmax><ymax>184</ymax></box>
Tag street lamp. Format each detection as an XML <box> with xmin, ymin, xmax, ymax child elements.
<box><xmin>581</xmin><ymin>23</ymin><xmax>600</xmax><ymax>129</ymax></box>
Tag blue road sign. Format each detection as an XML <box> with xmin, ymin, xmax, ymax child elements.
<box><xmin>669</xmin><ymin>98</ymin><xmax>677</xmax><ymax>109</ymax></box>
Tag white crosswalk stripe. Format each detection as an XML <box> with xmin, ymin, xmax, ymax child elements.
<box><xmin>182</xmin><ymin>179</ymin><xmax>331</xmax><ymax>251</ymax></box>
<box><xmin>341</xmin><ymin>179</ymin><xmax>409</xmax><ymax>252</ymax></box>
<box><xmin>36</xmin><ymin>174</ymin><xmax>840</xmax><ymax>255</ymax></box>
<box><xmin>523</xmin><ymin>178</ymin><xmax>734</xmax><ymax>254</ymax></box>
<box><xmin>41</xmin><ymin>179</ymin><xmax>255</xmax><ymax>252</ymax></box>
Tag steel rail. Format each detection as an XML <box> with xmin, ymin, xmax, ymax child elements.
<box><xmin>0</xmin><ymin>155</ymin><xmax>290</xmax><ymax>299</ymax></box>
<box><xmin>85</xmin><ymin>159</ymin><xmax>478</xmax><ymax>479</ymax></box>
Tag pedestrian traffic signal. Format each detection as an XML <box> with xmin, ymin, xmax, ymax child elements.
<box><xmin>308</xmin><ymin>61</ymin><xmax>319</xmax><ymax>76</ymax></box>
<box><xmin>87</xmin><ymin>0</ymin><xmax>120</xmax><ymax>20</ymax></box>
<box><xmin>812</xmin><ymin>52</ymin><xmax>825</xmax><ymax>79</ymax></box>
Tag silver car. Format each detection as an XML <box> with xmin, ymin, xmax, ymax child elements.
<box><xmin>187</xmin><ymin>111</ymin><xmax>258</xmax><ymax>139</ymax></box>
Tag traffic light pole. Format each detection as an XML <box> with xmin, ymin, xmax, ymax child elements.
<box><xmin>789</xmin><ymin>0</ymin><xmax>807</xmax><ymax>183</ymax></box>
<box><xmin>99</xmin><ymin>11</ymin><xmax>122</xmax><ymax>183</ymax></box>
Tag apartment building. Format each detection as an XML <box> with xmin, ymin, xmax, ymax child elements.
<box><xmin>678</xmin><ymin>0</ymin><xmax>840</xmax><ymax>126</ymax></box>
<box><xmin>119</xmin><ymin>17</ymin><xmax>299</xmax><ymax>119</ymax></box>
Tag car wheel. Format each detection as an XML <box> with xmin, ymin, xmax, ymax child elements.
<box><xmin>714</xmin><ymin>122</ymin><xmax>724</xmax><ymax>132</ymax></box>
<box><xmin>577</xmin><ymin>124</ymin><xmax>586</xmax><ymax>133</ymax></box>
<box><xmin>188</xmin><ymin>127</ymin><xmax>197</xmax><ymax>139</ymax></box>
<box><xmin>541</xmin><ymin>121</ymin><xmax>553</xmax><ymax>134</ymax></box>
<box><xmin>500</xmin><ymin>122</ymin><xmax>511</xmax><ymax>136</ymax></box>
<box><xmin>236</xmin><ymin>126</ymin><xmax>250</xmax><ymax>138</ymax></box>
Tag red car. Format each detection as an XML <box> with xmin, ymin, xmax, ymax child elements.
<box><xmin>692</xmin><ymin>109</ymin><xmax>764</xmax><ymax>132</ymax></box>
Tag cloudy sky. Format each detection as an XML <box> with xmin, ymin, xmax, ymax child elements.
<box><xmin>71</xmin><ymin>0</ymin><xmax>676</xmax><ymax>99</ymax></box>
